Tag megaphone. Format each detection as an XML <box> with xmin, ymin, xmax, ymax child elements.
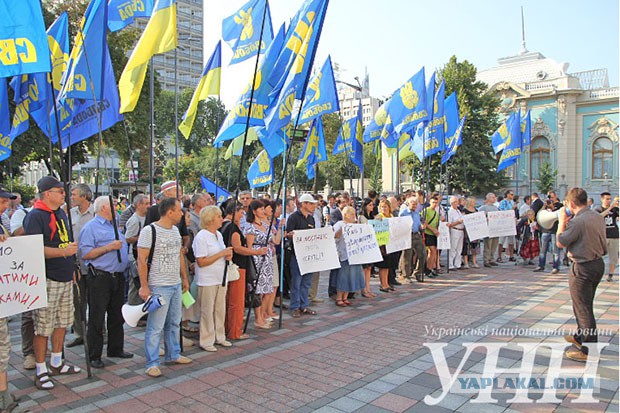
<box><xmin>536</xmin><ymin>207</ymin><xmax>572</xmax><ymax>231</ymax></box>
<box><xmin>122</xmin><ymin>295</ymin><xmax>166</xmax><ymax>327</ymax></box>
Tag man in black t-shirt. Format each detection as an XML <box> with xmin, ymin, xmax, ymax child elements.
<box><xmin>595</xmin><ymin>192</ymin><xmax>619</xmax><ymax>281</ymax></box>
<box><xmin>534</xmin><ymin>191</ymin><xmax>563</xmax><ymax>274</ymax></box>
<box><xmin>285</xmin><ymin>194</ymin><xmax>319</xmax><ymax>318</ymax></box>
<box><xmin>24</xmin><ymin>176</ymin><xmax>81</xmax><ymax>390</ymax></box>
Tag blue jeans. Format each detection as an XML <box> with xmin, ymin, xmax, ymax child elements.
<box><xmin>538</xmin><ymin>232</ymin><xmax>561</xmax><ymax>270</ymax></box>
<box><xmin>144</xmin><ymin>283</ymin><xmax>182</xmax><ymax>369</ymax></box>
<box><xmin>289</xmin><ymin>255</ymin><xmax>313</xmax><ymax>311</ymax></box>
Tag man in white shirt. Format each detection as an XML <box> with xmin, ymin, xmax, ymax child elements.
<box><xmin>447</xmin><ymin>196</ymin><xmax>465</xmax><ymax>270</ymax></box>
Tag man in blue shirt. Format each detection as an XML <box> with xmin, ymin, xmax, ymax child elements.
<box><xmin>79</xmin><ymin>196</ymin><xmax>131</xmax><ymax>369</ymax></box>
<box><xmin>400</xmin><ymin>196</ymin><xmax>426</xmax><ymax>282</ymax></box>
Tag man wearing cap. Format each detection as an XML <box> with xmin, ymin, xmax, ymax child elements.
<box><xmin>285</xmin><ymin>194</ymin><xmax>319</xmax><ymax>318</ymax></box>
<box><xmin>79</xmin><ymin>196</ymin><xmax>132</xmax><ymax>369</ymax></box>
<box><xmin>0</xmin><ymin>188</ymin><xmax>19</xmax><ymax>410</ymax></box>
<box><xmin>24</xmin><ymin>176</ymin><xmax>81</xmax><ymax>390</ymax></box>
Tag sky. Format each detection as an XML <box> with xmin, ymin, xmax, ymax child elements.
<box><xmin>204</xmin><ymin>0</ymin><xmax>619</xmax><ymax>108</ymax></box>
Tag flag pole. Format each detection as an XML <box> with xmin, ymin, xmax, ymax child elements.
<box><xmin>174</xmin><ymin>47</ymin><xmax>179</xmax><ymax>199</ymax></box>
<box><xmin>122</xmin><ymin>120</ymin><xmax>139</xmax><ymax>194</ymax></box>
<box><xmin>149</xmin><ymin>59</ymin><xmax>155</xmax><ymax>203</ymax></box>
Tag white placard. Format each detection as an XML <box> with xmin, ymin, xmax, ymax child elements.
<box><xmin>386</xmin><ymin>216</ymin><xmax>413</xmax><ymax>254</ymax></box>
<box><xmin>0</xmin><ymin>235</ymin><xmax>47</xmax><ymax>318</ymax></box>
<box><xmin>462</xmin><ymin>211</ymin><xmax>490</xmax><ymax>241</ymax></box>
<box><xmin>293</xmin><ymin>227</ymin><xmax>341</xmax><ymax>275</ymax></box>
<box><xmin>343</xmin><ymin>224</ymin><xmax>383</xmax><ymax>265</ymax></box>
<box><xmin>487</xmin><ymin>210</ymin><xmax>517</xmax><ymax>237</ymax></box>
<box><xmin>437</xmin><ymin>222</ymin><xmax>451</xmax><ymax>250</ymax></box>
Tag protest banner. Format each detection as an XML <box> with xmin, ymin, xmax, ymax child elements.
<box><xmin>368</xmin><ymin>219</ymin><xmax>389</xmax><ymax>246</ymax></box>
<box><xmin>438</xmin><ymin>222</ymin><xmax>451</xmax><ymax>250</ymax></box>
<box><xmin>0</xmin><ymin>234</ymin><xmax>47</xmax><ymax>318</ymax></box>
<box><xmin>293</xmin><ymin>227</ymin><xmax>341</xmax><ymax>274</ymax></box>
<box><xmin>462</xmin><ymin>211</ymin><xmax>489</xmax><ymax>241</ymax></box>
<box><xmin>386</xmin><ymin>216</ymin><xmax>413</xmax><ymax>254</ymax></box>
<box><xmin>343</xmin><ymin>224</ymin><xmax>382</xmax><ymax>265</ymax></box>
<box><xmin>487</xmin><ymin>210</ymin><xmax>517</xmax><ymax>237</ymax></box>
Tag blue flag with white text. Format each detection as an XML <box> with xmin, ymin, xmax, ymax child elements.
<box><xmin>297</xmin><ymin>117</ymin><xmax>327</xmax><ymax>179</ymax></box>
<box><xmin>426</xmin><ymin>80</ymin><xmax>445</xmax><ymax>155</ymax></box>
<box><xmin>388</xmin><ymin>67</ymin><xmax>428</xmax><ymax>135</ymax></box>
<box><xmin>9</xmin><ymin>73</ymin><xmax>49</xmax><ymax>140</ymax></box>
<box><xmin>247</xmin><ymin>150</ymin><xmax>273</xmax><ymax>188</ymax></box>
<box><xmin>222</xmin><ymin>0</ymin><xmax>273</xmax><ymax>65</ymax></box>
<box><xmin>108</xmin><ymin>0</ymin><xmax>154</xmax><ymax>32</ymax></box>
<box><xmin>0</xmin><ymin>0</ymin><xmax>51</xmax><ymax>78</ymax></box>
<box><xmin>492</xmin><ymin>111</ymin><xmax>518</xmax><ymax>154</ymax></box>
<box><xmin>298</xmin><ymin>56</ymin><xmax>339</xmax><ymax>125</ymax></box>
<box><xmin>364</xmin><ymin>98</ymin><xmax>390</xmax><ymax>143</ymax></box>
<box><xmin>521</xmin><ymin>110</ymin><xmax>531</xmax><ymax>147</ymax></box>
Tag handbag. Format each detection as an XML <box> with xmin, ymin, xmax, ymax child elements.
<box><xmin>245</xmin><ymin>255</ymin><xmax>259</xmax><ymax>284</ymax></box>
<box><xmin>227</xmin><ymin>262</ymin><xmax>240</xmax><ymax>282</ymax></box>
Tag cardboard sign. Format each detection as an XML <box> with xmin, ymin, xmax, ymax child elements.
<box><xmin>0</xmin><ymin>235</ymin><xmax>47</xmax><ymax>318</ymax></box>
<box><xmin>437</xmin><ymin>222</ymin><xmax>451</xmax><ymax>250</ymax></box>
<box><xmin>368</xmin><ymin>219</ymin><xmax>390</xmax><ymax>246</ymax></box>
<box><xmin>386</xmin><ymin>216</ymin><xmax>413</xmax><ymax>254</ymax></box>
<box><xmin>293</xmin><ymin>227</ymin><xmax>341</xmax><ymax>275</ymax></box>
<box><xmin>487</xmin><ymin>210</ymin><xmax>517</xmax><ymax>237</ymax></box>
<box><xmin>462</xmin><ymin>211</ymin><xmax>490</xmax><ymax>242</ymax></box>
<box><xmin>343</xmin><ymin>224</ymin><xmax>383</xmax><ymax>265</ymax></box>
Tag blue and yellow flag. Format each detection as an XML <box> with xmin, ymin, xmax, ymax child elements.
<box><xmin>0</xmin><ymin>79</ymin><xmax>11</xmax><ymax>161</ymax></box>
<box><xmin>119</xmin><ymin>0</ymin><xmax>177</xmax><ymax>113</ymax></box>
<box><xmin>48</xmin><ymin>12</ymin><xmax>70</xmax><ymax>93</ymax></box>
<box><xmin>442</xmin><ymin>115</ymin><xmax>466</xmax><ymax>164</ymax></box>
<box><xmin>215</xmin><ymin>24</ymin><xmax>285</xmax><ymax>145</ymax></box>
<box><xmin>297</xmin><ymin>117</ymin><xmax>327</xmax><ymax>179</ymax></box>
<box><xmin>410</xmin><ymin>122</ymin><xmax>425</xmax><ymax>161</ymax></box>
<box><xmin>9</xmin><ymin>72</ymin><xmax>49</xmax><ymax>140</ymax></box>
<box><xmin>521</xmin><ymin>109</ymin><xmax>531</xmax><ymax>147</ymax></box>
<box><xmin>394</xmin><ymin>132</ymin><xmax>414</xmax><ymax>160</ymax></box>
<box><xmin>0</xmin><ymin>0</ymin><xmax>51</xmax><ymax>78</ymax></box>
<box><xmin>223</xmin><ymin>128</ymin><xmax>258</xmax><ymax>160</ymax></box>
<box><xmin>200</xmin><ymin>175</ymin><xmax>230</xmax><ymax>204</ymax></box>
<box><xmin>298</xmin><ymin>55</ymin><xmax>339</xmax><ymax>125</ymax></box>
<box><xmin>334</xmin><ymin>102</ymin><xmax>363</xmax><ymax>170</ymax></box>
<box><xmin>267</xmin><ymin>0</ymin><xmax>329</xmax><ymax>101</ymax></box>
<box><xmin>247</xmin><ymin>149</ymin><xmax>273</xmax><ymax>188</ymax></box>
<box><xmin>256</xmin><ymin>125</ymin><xmax>289</xmax><ymax>159</ymax></box>
<box><xmin>496</xmin><ymin>111</ymin><xmax>522</xmax><ymax>172</ymax></box>
<box><xmin>426</xmin><ymin>80</ymin><xmax>445</xmax><ymax>155</ymax></box>
<box><xmin>108</xmin><ymin>0</ymin><xmax>154</xmax><ymax>32</ymax></box>
<box><xmin>59</xmin><ymin>0</ymin><xmax>107</xmax><ymax>101</ymax></box>
<box><xmin>363</xmin><ymin>98</ymin><xmax>390</xmax><ymax>143</ymax></box>
<box><xmin>222</xmin><ymin>0</ymin><xmax>273</xmax><ymax>65</ymax></box>
<box><xmin>388</xmin><ymin>67</ymin><xmax>428</xmax><ymax>135</ymax></box>
<box><xmin>438</xmin><ymin>91</ymin><xmax>458</xmax><ymax>156</ymax></box>
<box><xmin>179</xmin><ymin>41</ymin><xmax>221</xmax><ymax>139</ymax></box>
<box><xmin>491</xmin><ymin>111</ymin><xmax>519</xmax><ymax>154</ymax></box>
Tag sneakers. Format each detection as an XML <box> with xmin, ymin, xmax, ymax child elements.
<box><xmin>551</xmin><ymin>268</ymin><xmax>559</xmax><ymax>274</ymax></box>
<box><xmin>174</xmin><ymin>356</ymin><xmax>192</xmax><ymax>364</ymax></box>
<box><xmin>533</xmin><ymin>267</ymin><xmax>545</xmax><ymax>272</ymax></box>
<box><xmin>145</xmin><ymin>366</ymin><xmax>162</xmax><ymax>377</ymax></box>
<box><xmin>564</xmin><ymin>349</ymin><xmax>588</xmax><ymax>362</ymax></box>
<box><xmin>23</xmin><ymin>354</ymin><xmax>35</xmax><ymax>370</ymax></box>
<box><xmin>216</xmin><ymin>340</ymin><xmax>232</xmax><ymax>347</ymax></box>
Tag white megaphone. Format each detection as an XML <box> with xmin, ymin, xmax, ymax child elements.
<box><xmin>536</xmin><ymin>207</ymin><xmax>572</xmax><ymax>231</ymax></box>
<box><xmin>122</xmin><ymin>295</ymin><xmax>166</xmax><ymax>327</ymax></box>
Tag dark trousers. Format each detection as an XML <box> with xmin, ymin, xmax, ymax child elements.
<box><xmin>87</xmin><ymin>270</ymin><xmax>125</xmax><ymax>361</ymax></box>
<box><xmin>21</xmin><ymin>311</ymin><xmax>33</xmax><ymax>357</ymax></box>
<box><xmin>73</xmin><ymin>274</ymin><xmax>87</xmax><ymax>337</ymax></box>
<box><xmin>568</xmin><ymin>258</ymin><xmax>605</xmax><ymax>354</ymax></box>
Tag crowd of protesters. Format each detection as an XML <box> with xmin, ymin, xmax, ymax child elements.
<box><xmin>0</xmin><ymin>175</ymin><xmax>617</xmax><ymax>410</ymax></box>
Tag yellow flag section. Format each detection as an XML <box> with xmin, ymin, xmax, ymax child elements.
<box><xmin>179</xmin><ymin>41</ymin><xmax>221</xmax><ymax>139</ymax></box>
<box><xmin>118</xmin><ymin>0</ymin><xmax>177</xmax><ymax>113</ymax></box>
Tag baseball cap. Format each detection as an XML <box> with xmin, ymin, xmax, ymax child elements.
<box><xmin>161</xmin><ymin>180</ymin><xmax>177</xmax><ymax>192</ymax></box>
<box><xmin>37</xmin><ymin>176</ymin><xmax>64</xmax><ymax>193</ymax></box>
<box><xmin>298</xmin><ymin>194</ymin><xmax>318</xmax><ymax>203</ymax></box>
<box><xmin>0</xmin><ymin>188</ymin><xmax>17</xmax><ymax>200</ymax></box>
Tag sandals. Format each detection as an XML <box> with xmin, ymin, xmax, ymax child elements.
<box><xmin>182</xmin><ymin>324</ymin><xmax>199</xmax><ymax>333</ymax></box>
<box><xmin>34</xmin><ymin>372</ymin><xmax>54</xmax><ymax>390</ymax></box>
<box><xmin>301</xmin><ymin>308</ymin><xmax>317</xmax><ymax>315</ymax></box>
<box><xmin>49</xmin><ymin>363</ymin><xmax>81</xmax><ymax>376</ymax></box>
<box><xmin>336</xmin><ymin>299</ymin><xmax>347</xmax><ymax>307</ymax></box>
<box><xmin>342</xmin><ymin>300</ymin><xmax>352</xmax><ymax>306</ymax></box>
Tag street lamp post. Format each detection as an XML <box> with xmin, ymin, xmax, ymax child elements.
<box><xmin>336</xmin><ymin>78</ymin><xmax>364</xmax><ymax>198</ymax></box>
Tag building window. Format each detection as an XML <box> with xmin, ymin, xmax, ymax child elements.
<box><xmin>592</xmin><ymin>136</ymin><xmax>613</xmax><ymax>179</ymax></box>
<box><xmin>530</xmin><ymin>136</ymin><xmax>550</xmax><ymax>179</ymax></box>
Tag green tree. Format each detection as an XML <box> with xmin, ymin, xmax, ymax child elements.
<box><xmin>402</xmin><ymin>56</ymin><xmax>505</xmax><ymax>194</ymax></box>
<box><xmin>536</xmin><ymin>161</ymin><xmax>557</xmax><ymax>194</ymax></box>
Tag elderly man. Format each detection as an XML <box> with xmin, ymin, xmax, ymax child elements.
<box><xmin>24</xmin><ymin>176</ymin><xmax>81</xmax><ymax>390</ymax></box>
<box><xmin>447</xmin><ymin>196</ymin><xmax>465</xmax><ymax>270</ymax></box>
<box><xmin>79</xmin><ymin>197</ymin><xmax>131</xmax><ymax>369</ymax></box>
<box><xmin>399</xmin><ymin>196</ymin><xmax>426</xmax><ymax>282</ymax></box>
<box><xmin>66</xmin><ymin>184</ymin><xmax>94</xmax><ymax>348</ymax></box>
<box><xmin>124</xmin><ymin>194</ymin><xmax>150</xmax><ymax>305</ymax></box>
<box><xmin>478</xmin><ymin>193</ymin><xmax>499</xmax><ymax>268</ymax></box>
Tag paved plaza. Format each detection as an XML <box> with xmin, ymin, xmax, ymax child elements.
<box><xmin>6</xmin><ymin>261</ymin><xmax>618</xmax><ymax>413</ymax></box>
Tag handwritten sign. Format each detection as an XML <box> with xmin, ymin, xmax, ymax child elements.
<box><xmin>0</xmin><ymin>235</ymin><xmax>47</xmax><ymax>318</ymax></box>
<box><xmin>343</xmin><ymin>224</ymin><xmax>382</xmax><ymax>265</ymax></box>
<box><xmin>293</xmin><ymin>227</ymin><xmax>341</xmax><ymax>275</ymax></box>
<box><xmin>368</xmin><ymin>219</ymin><xmax>390</xmax><ymax>246</ymax></box>
<box><xmin>462</xmin><ymin>211</ymin><xmax>489</xmax><ymax>242</ymax></box>
<box><xmin>438</xmin><ymin>222</ymin><xmax>451</xmax><ymax>250</ymax></box>
<box><xmin>386</xmin><ymin>216</ymin><xmax>413</xmax><ymax>254</ymax></box>
<box><xmin>487</xmin><ymin>211</ymin><xmax>517</xmax><ymax>237</ymax></box>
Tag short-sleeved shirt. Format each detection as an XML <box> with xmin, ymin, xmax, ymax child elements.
<box><xmin>79</xmin><ymin>215</ymin><xmax>129</xmax><ymax>273</ymax></box>
<box><xmin>137</xmin><ymin>223</ymin><xmax>182</xmax><ymax>286</ymax></box>
<box><xmin>144</xmin><ymin>205</ymin><xmax>189</xmax><ymax>237</ymax></box>
<box><xmin>333</xmin><ymin>220</ymin><xmax>348</xmax><ymax>261</ymax></box>
<box><xmin>24</xmin><ymin>207</ymin><xmax>74</xmax><ymax>282</ymax></box>
<box><xmin>286</xmin><ymin>210</ymin><xmax>315</xmax><ymax>255</ymax></box>
<box><xmin>221</xmin><ymin>221</ymin><xmax>249</xmax><ymax>270</ymax></box>
<box><xmin>558</xmin><ymin>208</ymin><xmax>606</xmax><ymax>263</ymax></box>
<box><xmin>594</xmin><ymin>206</ymin><xmax>619</xmax><ymax>239</ymax></box>
<box><xmin>9</xmin><ymin>207</ymin><xmax>30</xmax><ymax>235</ymax></box>
<box><xmin>399</xmin><ymin>207</ymin><xmax>422</xmax><ymax>233</ymax></box>
<box><xmin>192</xmin><ymin>229</ymin><xmax>226</xmax><ymax>286</ymax></box>
<box><xmin>422</xmin><ymin>207</ymin><xmax>439</xmax><ymax>236</ymax></box>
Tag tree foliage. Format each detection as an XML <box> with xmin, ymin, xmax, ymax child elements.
<box><xmin>536</xmin><ymin>161</ymin><xmax>557</xmax><ymax>194</ymax></box>
<box><xmin>402</xmin><ymin>56</ymin><xmax>505</xmax><ymax>195</ymax></box>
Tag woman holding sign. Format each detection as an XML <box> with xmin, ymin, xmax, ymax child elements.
<box><xmin>333</xmin><ymin>207</ymin><xmax>366</xmax><ymax>306</ymax></box>
<box><xmin>377</xmin><ymin>200</ymin><xmax>399</xmax><ymax>292</ymax></box>
<box><xmin>358</xmin><ymin>199</ymin><xmax>379</xmax><ymax>298</ymax></box>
